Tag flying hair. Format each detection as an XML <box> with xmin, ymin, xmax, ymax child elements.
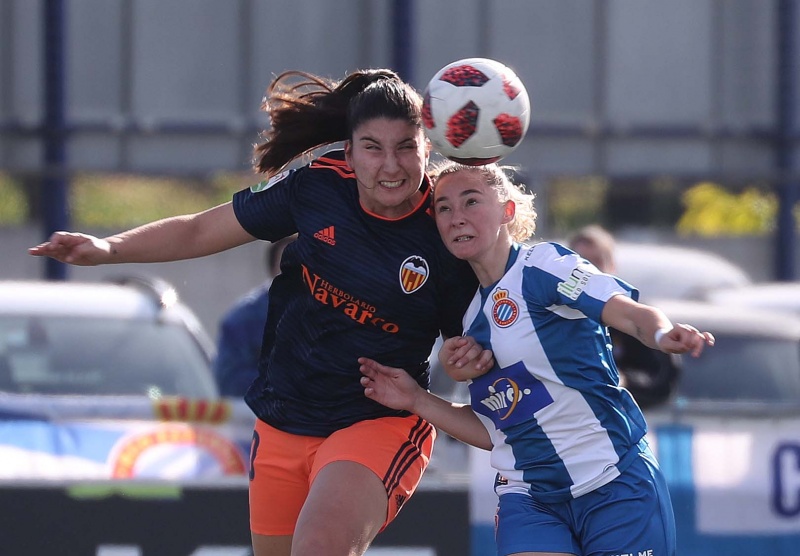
<box><xmin>253</xmin><ymin>69</ymin><xmax>423</xmax><ymax>176</ymax></box>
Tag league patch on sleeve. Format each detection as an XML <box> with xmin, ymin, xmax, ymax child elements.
<box><xmin>250</xmin><ymin>170</ymin><xmax>291</xmax><ymax>193</ymax></box>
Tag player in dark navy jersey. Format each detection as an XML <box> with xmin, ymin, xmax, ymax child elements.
<box><xmin>234</xmin><ymin>148</ymin><xmax>472</xmax><ymax>436</ymax></box>
<box><xmin>29</xmin><ymin>68</ymin><xmax>488</xmax><ymax>556</ymax></box>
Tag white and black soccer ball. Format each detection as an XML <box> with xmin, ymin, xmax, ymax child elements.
<box><xmin>422</xmin><ymin>58</ymin><xmax>531</xmax><ymax>166</ymax></box>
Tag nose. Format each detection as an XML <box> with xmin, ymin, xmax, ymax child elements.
<box><xmin>450</xmin><ymin>208</ymin><xmax>466</xmax><ymax>227</ymax></box>
<box><xmin>382</xmin><ymin>151</ymin><xmax>400</xmax><ymax>173</ymax></box>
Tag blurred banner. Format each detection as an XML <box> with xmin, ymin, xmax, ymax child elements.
<box><xmin>0</xmin><ymin>395</ymin><xmax>470</xmax><ymax>554</ymax></box>
<box><xmin>0</xmin><ymin>396</ymin><xmax>255</xmax><ymax>480</ymax></box>
<box><xmin>0</xmin><ymin>483</ymin><xmax>468</xmax><ymax>555</ymax></box>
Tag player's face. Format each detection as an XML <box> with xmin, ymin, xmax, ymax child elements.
<box><xmin>433</xmin><ymin>170</ymin><xmax>514</xmax><ymax>269</ymax></box>
<box><xmin>345</xmin><ymin>117</ymin><xmax>429</xmax><ymax>219</ymax></box>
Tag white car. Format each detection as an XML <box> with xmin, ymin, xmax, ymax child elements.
<box><xmin>0</xmin><ymin>277</ymin><xmax>254</xmax><ymax>481</ymax></box>
<box><xmin>705</xmin><ymin>281</ymin><xmax>800</xmax><ymax>316</ymax></box>
<box><xmin>613</xmin><ymin>241</ymin><xmax>752</xmax><ymax>301</ymax></box>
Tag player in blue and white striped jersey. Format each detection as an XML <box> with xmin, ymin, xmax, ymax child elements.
<box><xmin>360</xmin><ymin>161</ymin><xmax>714</xmax><ymax>556</ymax></box>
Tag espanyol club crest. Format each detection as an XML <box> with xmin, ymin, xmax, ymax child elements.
<box><xmin>399</xmin><ymin>255</ymin><xmax>429</xmax><ymax>294</ymax></box>
<box><xmin>492</xmin><ymin>288</ymin><xmax>518</xmax><ymax>327</ymax></box>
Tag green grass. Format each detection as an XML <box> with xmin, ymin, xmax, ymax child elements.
<box><xmin>0</xmin><ymin>171</ymin><xmax>254</xmax><ymax>228</ymax></box>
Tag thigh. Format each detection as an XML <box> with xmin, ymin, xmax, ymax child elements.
<box><xmin>312</xmin><ymin>414</ymin><xmax>435</xmax><ymax>529</ymax></box>
<box><xmin>251</xmin><ymin>532</ymin><xmax>292</xmax><ymax>556</ymax></box>
<box><xmin>578</xmin><ymin>447</ymin><xmax>676</xmax><ymax>556</ymax></box>
<box><xmin>495</xmin><ymin>493</ymin><xmax>580</xmax><ymax>556</ymax></box>
<box><xmin>249</xmin><ymin>418</ymin><xmax>322</xmax><ymax>537</ymax></box>
<box><xmin>292</xmin><ymin>460</ymin><xmax>389</xmax><ymax>556</ymax></box>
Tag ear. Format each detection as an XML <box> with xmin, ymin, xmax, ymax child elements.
<box><xmin>502</xmin><ymin>200</ymin><xmax>516</xmax><ymax>223</ymax></box>
<box><xmin>344</xmin><ymin>140</ymin><xmax>353</xmax><ymax>165</ymax></box>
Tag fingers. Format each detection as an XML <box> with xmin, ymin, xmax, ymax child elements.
<box><xmin>664</xmin><ymin>324</ymin><xmax>715</xmax><ymax>357</ymax></box>
<box><xmin>476</xmin><ymin>349</ymin><xmax>495</xmax><ymax>371</ymax></box>
<box><xmin>446</xmin><ymin>337</ymin><xmax>481</xmax><ymax>367</ymax></box>
<box><xmin>357</xmin><ymin>357</ymin><xmax>380</xmax><ymax>378</ymax></box>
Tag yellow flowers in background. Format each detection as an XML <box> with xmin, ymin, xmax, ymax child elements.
<box><xmin>677</xmin><ymin>181</ymin><xmax>795</xmax><ymax>236</ymax></box>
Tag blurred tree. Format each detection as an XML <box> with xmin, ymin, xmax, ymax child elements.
<box><xmin>548</xmin><ymin>176</ymin><xmax>609</xmax><ymax>234</ymax></box>
<box><xmin>0</xmin><ymin>174</ymin><xmax>28</xmax><ymax>225</ymax></box>
<box><xmin>677</xmin><ymin>182</ymin><xmax>780</xmax><ymax>236</ymax></box>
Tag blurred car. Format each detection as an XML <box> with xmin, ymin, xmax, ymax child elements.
<box><xmin>705</xmin><ymin>281</ymin><xmax>800</xmax><ymax>316</ymax></box>
<box><xmin>0</xmin><ymin>276</ymin><xmax>217</xmax><ymax>397</ymax></box>
<box><xmin>0</xmin><ymin>277</ymin><xmax>254</xmax><ymax>481</ymax></box>
<box><xmin>614</xmin><ymin>241</ymin><xmax>752</xmax><ymax>301</ymax></box>
<box><xmin>644</xmin><ymin>298</ymin><xmax>800</xmax><ymax>407</ymax></box>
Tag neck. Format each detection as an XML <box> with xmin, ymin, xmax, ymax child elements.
<box><xmin>470</xmin><ymin>238</ymin><xmax>514</xmax><ymax>288</ymax></box>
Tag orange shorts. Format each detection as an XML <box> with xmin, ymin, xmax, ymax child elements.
<box><xmin>249</xmin><ymin>415</ymin><xmax>435</xmax><ymax>536</ymax></box>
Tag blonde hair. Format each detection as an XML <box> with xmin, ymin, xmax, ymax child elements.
<box><xmin>429</xmin><ymin>161</ymin><xmax>537</xmax><ymax>242</ymax></box>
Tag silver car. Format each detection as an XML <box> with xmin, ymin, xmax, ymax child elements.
<box><xmin>0</xmin><ymin>277</ymin><xmax>254</xmax><ymax>481</ymax></box>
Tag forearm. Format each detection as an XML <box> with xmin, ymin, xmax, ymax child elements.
<box><xmin>411</xmin><ymin>392</ymin><xmax>492</xmax><ymax>450</ymax></box>
<box><xmin>602</xmin><ymin>295</ymin><xmax>672</xmax><ymax>350</ymax></box>
<box><xmin>105</xmin><ymin>204</ymin><xmax>253</xmax><ymax>263</ymax></box>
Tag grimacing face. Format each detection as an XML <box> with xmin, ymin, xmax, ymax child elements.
<box><xmin>345</xmin><ymin>117</ymin><xmax>429</xmax><ymax>219</ymax></box>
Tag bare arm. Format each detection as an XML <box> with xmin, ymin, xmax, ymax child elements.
<box><xmin>28</xmin><ymin>202</ymin><xmax>255</xmax><ymax>265</ymax></box>
<box><xmin>602</xmin><ymin>294</ymin><xmax>715</xmax><ymax>357</ymax></box>
<box><xmin>359</xmin><ymin>357</ymin><xmax>492</xmax><ymax>450</ymax></box>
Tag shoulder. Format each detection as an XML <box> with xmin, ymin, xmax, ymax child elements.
<box><xmin>245</xmin><ymin>149</ymin><xmax>353</xmax><ymax>196</ymax></box>
<box><xmin>518</xmin><ymin>241</ymin><xmax>570</xmax><ymax>269</ymax></box>
<box><xmin>309</xmin><ymin>149</ymin><xmax>355</xmax><ymax>179</ymax></box>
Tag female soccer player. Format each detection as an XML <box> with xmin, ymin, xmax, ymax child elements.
<box><xmin>29</xmin><ymin>69</ymin><xmax>489</xmax><ymax>556</ymax></box>
<box><xmin>359</xmin><ymin>161</ymin><xmax>715</xmax><ymax>556</ymax></box>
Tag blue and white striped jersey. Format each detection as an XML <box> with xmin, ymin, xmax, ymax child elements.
<box><xmin>466</xmin><ymin>242</ymin><xmax>647</xmax><ymax>503</ymax></box>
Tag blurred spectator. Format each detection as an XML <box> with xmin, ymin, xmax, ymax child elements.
<box><xmin>567</xmin><ymin>224</ymin><xmax>617</xmax><ymax>274</ymax></box>
<box><xmin>568</xmin><ymin>225</ymin><xmax>678</xmax><ymax>409</ymax></box>
<box><xmin>213</xmin><ymin>235</ymin><xmax>295</xmax><ymax>397</ymax></box>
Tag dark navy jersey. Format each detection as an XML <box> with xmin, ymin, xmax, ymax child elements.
<box><xmin>233</xmin><ymin>150</ymin><xmax>477</xmax><ymax>436</ymax></box>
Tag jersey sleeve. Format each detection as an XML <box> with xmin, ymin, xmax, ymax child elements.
<box><xmin>521</xmin><ymin>242</ymin><xmax>638</xmax><ymax>324</ymax></box>
<box><xmin>232</xmin><ymin>168</ymin><xmax>303</xmax><ymax>241</ymax></box>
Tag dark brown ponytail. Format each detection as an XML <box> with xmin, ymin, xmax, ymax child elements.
<box><xmin>253</xmin><ymin>68</ymin><xmax>422</xmax><ymax>175</ymax></box>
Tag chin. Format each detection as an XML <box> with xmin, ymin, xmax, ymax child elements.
<box><xmin>448</xmin><ymin>242</ymin><xmax>474</xmax><ymax>261</ymax></box>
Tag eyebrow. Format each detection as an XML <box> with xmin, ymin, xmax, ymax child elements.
<box><xmin>356</xmin><ymin>135</ymin><xmax>418</xmax><ymax>146</ymax></box>
<box><xmin>434</xmin><ymin>187</ymin><xmax>483</xmax><ymax>204</ymax></box>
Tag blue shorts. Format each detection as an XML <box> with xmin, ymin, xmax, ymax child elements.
<box><xmin>495</xmin><ymin>441</ymin><xmax>676</xmax><ymax>556</ymax></box>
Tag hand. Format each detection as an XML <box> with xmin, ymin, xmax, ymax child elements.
<box><xmin>439</xmin><ymin>336</ymin><xmax>494</xmax><ymax>381</ymax></box>
<box><xmin>655</xmin><ymin>324</ymin><xmax>715</xmax><ymax>357</ymax></box>
<box><xmin>359</xmin><ymin>357</ymin><xmax>423</xmax><ymax>412</ymax></box>
<box><xmin>28</xmin><ymin>232</ymin><xmax>112</xmax><ymax>266</ymax></box>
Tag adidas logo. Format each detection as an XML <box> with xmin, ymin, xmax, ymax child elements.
<box><xmin>314</xmin><ymin>226</ymin><xmax>336</xmax><ymax>245</ymax></box>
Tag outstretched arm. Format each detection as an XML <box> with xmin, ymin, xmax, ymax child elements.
<box><xmin>359</xmin><ymin>357</ymin><xmax>492</xmax><ymax>450</ymax></box>
<box><xmin>602</xmin><ymin>295</ymin><xmax>715</xmax><ymax>357</ymax></box>
<box><xmin>28</xmin><ymin>202</ymin><xmax>255</xmax><ymax>266</ymax></box>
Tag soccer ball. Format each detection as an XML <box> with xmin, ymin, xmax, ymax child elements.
<box><xmin>422</xmin><ymin>58</ymin><xmax>531</xmax><ymax>165</ymax></box>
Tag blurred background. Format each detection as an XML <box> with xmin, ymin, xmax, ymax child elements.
<box><xmin>1</xmin><ymin>1</ymin><xmax>799</xmax><ymax>555</ymax></box>
<box><xmin>2</xmin><ymin>0</ymin><xmax>798</xmax><ymax>337</ymax></box>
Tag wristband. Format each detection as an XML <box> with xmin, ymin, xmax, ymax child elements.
<box><xmin>654</xmin><ymin>327</ymin><xmax>672</xmax><ymax>345</ymax></box>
